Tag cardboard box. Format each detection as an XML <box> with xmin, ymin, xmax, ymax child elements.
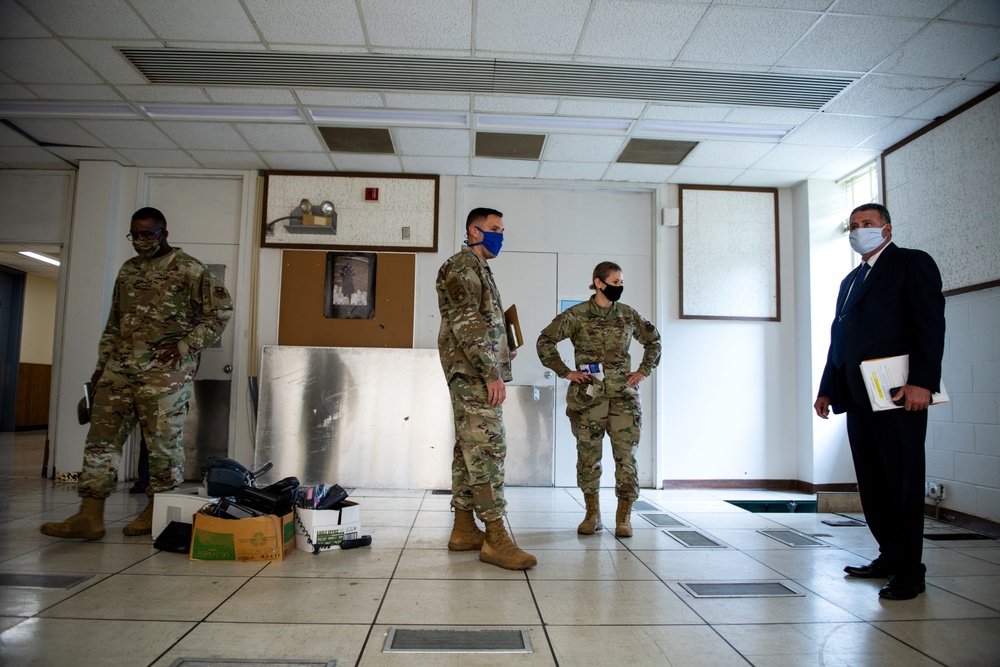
<box><xmin>189</xmin><ymin>510</ymin><xmax>295</xmax><ymax>562</ymax></box>
<box><xmin>294</xmin><ymin>501</ymin><xmax>361</xmax><ymax>553</ymax></box>
<box><xmin>152</xmin><ymin>488</ymin><xmax>217</xmax><ymax>539</ymax></box>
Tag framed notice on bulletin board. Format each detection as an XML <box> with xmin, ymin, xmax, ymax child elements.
<box><xmin>261</xmin><ymin>170</ymin><xmax>439</xmax><ymax>252</ymax></box>
<box><xmin>679</xmin><ymin>185</ymin><xmax>780</xmax><ymax>321</ymax></box>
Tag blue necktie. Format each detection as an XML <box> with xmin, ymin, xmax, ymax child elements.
<box><xmin>830</xmin><ymin>262</ymin><xmax>870</xmax><ymax>368</ymax></box>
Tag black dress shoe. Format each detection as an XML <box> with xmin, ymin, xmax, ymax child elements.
<box><xmin>844</xmin><ymin>560</ymin><xmax>892</xmax><ymax>578</ymax></box>
<box><xmin>879</xmin><ymin>576</ymin><xmax>926</xmax><ymax>600</ymax></box>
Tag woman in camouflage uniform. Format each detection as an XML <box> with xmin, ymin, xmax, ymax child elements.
<box><xmin>536</xmin><ymin>262</ymin><xmax>661</xmax><ymax>538</ymax></box>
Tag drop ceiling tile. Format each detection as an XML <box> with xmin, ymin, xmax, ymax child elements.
<box><xmin>810</xmin><ymin>148</ymin><xmax>882</xmax><ymax>180</ymax></box>
<box><xmin>160</xmin><ymin>41</ymin><xmax>267</xmax><ymax>51</ymax></box>
<box><xmin>855</xmin><ymin>118</ymin><xmax>926</xmax><ymax>150</ymax></box>
<box><xmin>604</xmin><ymin>163</ymin><xmax>676</xmax><ymax>183</ymax></box>
<box><xmin>328</xmin><ymin>153</ymin><xmax>402</xmax><ymax>172</ymax></box>
<box><xmin>0</xmin><ymin>146</ymin><xmax>77</xmax><ymax>168</ymax></box>
<box><xmin>941</xmin><ymin>0</ymin><xmax>1000</xmax><ymax>23</ymax></box>
<box><xmin>24</xmin><ymin>0</ymin><xmax>154</xmax><ymax>39</ymax></box>
<box><xmin>260</xmin><ymin>151</ymin><xmax>335</xmax><ymax>171</ymax></box>
<box><xmin>579</xmin><ymin>1</ymin><xmax>707</xmax><ymax>61</ymax></box>
<box><xmin>476</xmin><ymin>0</ymin><xmax>589</xmax><ymax>54</ymax></box>
<box><xmin>556</xmin><ymin>99</ymin><xmax>646</xmax><ymax>118</ymax></box>
<box><xmin>543</xmin><ymin>134</ymin><xmax>624</xmax><ymax>162</ymax></box>
<box><xmin>361</xmin><ymin>0</ymin><xmax>472</xmax><ymax>50</ymax></box>
<box><xmin>0</xmin><ymin>124</ymin><xmax>36</xmax><ymax>147</ymax></box>
<box><xmin>236</xmin><ymin>124</ymin><xmax>324</xmax><ymax>152</ymax></box>
<box><xmin>155</xmin><ymin>122</ymin><xmax>252</xmax><ymax>151</ymax></box>
<box><xmin>903</xmin><ymin>82</ymin><xmax>994</xmax><ymax>121</ymax></box>
<box><xmin>46</xmin><ymin>146</ymin><xmax>127</xmax><ymax>163</ymax></box>
<box><xmin>0</xmin><ymin>39</ymin><xmax>103</xmax><ymax>85</ymax></box>
<box><xmin>243</xmin><ymin>0</ymin><xmax>365</xmax><ymax>45</ymax></box>
<box><xmin>130</xmin><ymin>0</ymin><xmax>260</xmax><ymax>42</ymax></box>
<box><xmin>824</xmin><ymin>74</ymin><xmax>949</xmax><ymax>116</ymax></box>
<box><xmin>778</xmin><ymin>14</ymin><xmax>925</xmax><ymax>72</ymax></box>
<box><xmin>383</xmin><ymin>93</ymin><xmax>471</xmax><ymax>111</ymax></box>
<box><xmin>401</xmin><ymin>156</ymin><xmax>470</xmax><ymax>175</ymax></box>
<box><xmin>269</xmin><ymin>44</ymin><xmax>369</xmax><ymax>53</ymax></box>
<box><xmin>751</xmin><ymin>143</ymin><xmax>848</xmax><ymax>171</ymax></box>
<box><xmin>669</xmin><ymin>166</ymin><xmax>745</xmax><ymax>185</ymax></box>
<box><xmin>644</xmin><ymin>105</ymin><xmax>731</xmax><ymax>122</ymax></box>
<box><xmin>116</xmin><ymin>148</ymin><xmax>197</xmax><ymax>167</ymax></box>
<box><xmin>966</xmin><ymin>55</ymin><xmax>1000</xmax><ymax>83</ymax></box>
<box><xmin>679</xmin><ymin>6</ymin><xmax>819</xmax><ymax>67</ymax></box>
<box><xmin>26</xmin><ymin>85</ymin><xmax>122</xmax><ymax>101</ymax></box>
<box><xmin>471</xmin><ymin>157</ymin><xmax>539</xmax><ymax>178</ymax></box>
<box><xmin>76</xmin><ymin>120</ymin><xmax>177</xmax><ymax>149</ymax></box>
<box><xmin>719</xmin><ymin>0</ymin><xmax>829</xmax><ymax>8</ymax></box>
<box><xmin>474</xmin><ymin>95</ymin><xmax>559</xmax><ymax>114</ymax></box>
<box><xmin>115</xmin><ymin>86</ymin><xmax>211</xmax><ymax>104</ymax></box>
<box><xmin>9</xmin><ymin>119</ymin><xmax>103</xmax><ymax>147</ymax></box>
<box><xmin>682</xmin><ymin>141</ymin><xmax>774</xmax><ymax>169</ymax></box>
<box><xmin>63</xmin><ymin>40</ymin><xmax>161</xmax><ymax>85</ymax></box>
<box><xmin>829</xmin><ymin>0</ymin><xmax>953</xmax><ymax>19</ymax></box>
<box><xmin>0</xmin><ymin>84</ymin><xmax>37</xmax><ymax>100</ymax></box>
<box><xmin>0</xmin><ymin>2</ymin><xmax>49</xmax><ymax>38</ymax></box>
<box><xmin>783</xmin><ymin>114</ymin><xmax>892</xmax><ymax>147</ymax></box>
<box><xmin>189</xmin><ymin>150</ymin><xmax>267</xmax><ymax>170</ymax></box>
<box><xmin>477</xmin><ymin>51</ymin><xmax>574</xmax><ymax>62</ymax></box>
<box><xmin>204</xmin><ymin>88</ymin><xmax>298</xmax><ymax>105</ymax></box>
<box><xmin>722</xmin><ymin>107</ymin><xmax>816</xmax><ymax>126</ymax></box>
<box><xmin>296</xmin><ymin>90</ymin><xmax>385</xmax><ymax>107</ymax></box>
<box><xmin>877</xmin><ymin>22</ymin><xmax>1000</xmax><ymax>78</ymax></box>
<box><xmin>537</xmin><ymin>161</ymin><xmax>609</xmax><ymax>181</ymax></box>
<box><xmin>393</xmin><ymin>128</ymin><xmax>469</xmax><ymax>157</ymax></box>
<box><xmin>730</xmin><ymin>169</ymin><xmax>812</xmax><ymax>188</ymax></box>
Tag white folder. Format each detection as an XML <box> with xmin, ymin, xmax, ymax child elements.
<box><xmin>859</xmin><ymin>355</ymin><xmax>948</xmax><ymax>412</ymax></box>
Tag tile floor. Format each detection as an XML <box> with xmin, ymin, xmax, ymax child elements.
<box><xmin>1</xmin><ymin>430</ymin><xmax>999</xmax><ymax>666</ymax></box>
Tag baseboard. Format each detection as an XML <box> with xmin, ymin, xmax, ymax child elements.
<box><xmin>925</xmin><ymin>504</ymin><xmax>1000</xmax><ymax>538</ymax></box>
<box><xmin>661</xmin><ymin>479</ymin><xmax>858</xmax><ymax>494</ymax></box>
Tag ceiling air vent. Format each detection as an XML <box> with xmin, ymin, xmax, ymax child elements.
<box><xmin>475</xmin><ymin>132</ymin><xmax>544</xmax><ymax>160</ymax></box>
<box><xmin>617</xmin><ymin>139</ymin><xmax>697</xmax><ymax>165</ymax></box>
<box><xmin>319</xmin><ymin>127</ymin><xmax>394</xmax><ymax>154</ymax></box>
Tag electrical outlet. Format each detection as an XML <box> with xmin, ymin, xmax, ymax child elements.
<box><xmin>926</xmin><ymin>482</ymin><xmax>945</xmax><ymax>500</ymax></box>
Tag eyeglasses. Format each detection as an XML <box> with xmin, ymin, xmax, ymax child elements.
<box><xmin>126</xmin><ymin>230</ymin><xmax>162</xmax><ymax>241</ymax></box>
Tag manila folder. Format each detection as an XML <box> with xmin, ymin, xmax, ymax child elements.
<box><xmin>859</xmin><ymin>355</ymin><xmax>948</xmax><ymax>412</ymax></box>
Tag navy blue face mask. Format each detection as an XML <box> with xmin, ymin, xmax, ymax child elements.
<box><xmin>468</xmin><ymin>226</ymin><xmax>503</xmax><ymax>257</ymax></box>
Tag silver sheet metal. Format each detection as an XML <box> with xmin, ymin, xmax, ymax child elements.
<box><xmin>254</xmin><ymin>346</ymin><xmax>554</xmax><ymax>488</ymax></box>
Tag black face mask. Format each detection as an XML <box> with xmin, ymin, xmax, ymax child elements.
<box><xmin>601</xmin><ymin>284</ymin><xmax>623</xmax><ymax>302</ymax></box>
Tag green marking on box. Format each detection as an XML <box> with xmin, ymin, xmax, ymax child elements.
<box><xmin>191</xmin><ymin>528</ymin><xmax>236</xmax><ymax>560</ymax></box>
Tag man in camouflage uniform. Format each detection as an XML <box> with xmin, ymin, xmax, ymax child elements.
<box><xmin>436</xmin><ymin>207</ymin><xmax>535</xmax><ymax>570</ymax></box>
<box><xmin>42</xmin><ymin>207</ymin><xmax>232</xmax><ymax>540</ymax></box>
<box><xmin>536</xmin><ymin>261</ymin><xmax>660</xmax><ymax>538</ymax></box>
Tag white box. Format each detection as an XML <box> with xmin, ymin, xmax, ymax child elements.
<box><xmin>294</xmin><ymin>501</ymin><xmax>361</xmax><ymax>553</ymax></box>
<box><xmin>152</xmin><ymin>488</ymin><xmax>217</xmax><ymax>538</ymax></box>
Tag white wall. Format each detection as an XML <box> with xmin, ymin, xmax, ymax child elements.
<box><xmin>19</xmin><ymin>273</ymin><xmax>57</xmax><ymax>365</ymax></box>
<box><xmin>930</xmin><ymin>286</ymin><xmax>1000</xmax><ymax>522</ymax></box>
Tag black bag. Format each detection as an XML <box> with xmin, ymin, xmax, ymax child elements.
<box><xmin>203</xmin><ymin>457</ymin><xmax>273</xmax><ymax>497</ymax></box>
<box><xmin>153</xmin><ymin>521</ymin><xmax>193</xmax><ymax>553</ymax></box>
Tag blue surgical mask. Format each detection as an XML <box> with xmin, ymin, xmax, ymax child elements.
<box><xmin>469</xmin><ymin>227</ymin><xmax>503</xmax><ymax>257</ymax></box>
<box><xmin>849</xmin><ymin>227</ymin><xmax>885</xmax><ymax>255</ymax></box>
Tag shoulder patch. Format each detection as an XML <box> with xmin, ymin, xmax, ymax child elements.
<box><xmin>214</xmin><ymin>286</ymin><xmax>227</xmax><ymax>298</ymax></box>
<box><xmin>644</xmin><ymin>321</ymin><xmax>655</xmax><ymax>332</ymax></box>
<box><xmin>447</xmin><ymin>278</ymin><xmax>468</xmax><ymax>304</ymax></box>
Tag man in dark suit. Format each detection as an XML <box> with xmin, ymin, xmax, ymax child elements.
<box><xmin>815</xmin><ymin>203</ymin><xmax>945</xmax><ymax>601</ymax></box>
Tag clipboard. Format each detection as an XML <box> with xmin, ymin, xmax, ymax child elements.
<box><xmin>504</xmin><ymin>304</ymin><xmax>523</xmax><ymax>349</ymax></box>
<box><xmin>859</xmin><ymin>355</ymin><xmax>948</xmax><ymax>412</ymax></box>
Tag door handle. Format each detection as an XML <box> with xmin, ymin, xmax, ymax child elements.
<box><xmin>543</xmin><ymin>371</ymin><xmax>554</xmax><ymax>380</ymax></box>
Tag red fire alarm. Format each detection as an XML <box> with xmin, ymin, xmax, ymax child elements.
<box><xmin>364</xmin><ymin>187</ymin><xmax>379</xmax><ymax>201</ymax></box>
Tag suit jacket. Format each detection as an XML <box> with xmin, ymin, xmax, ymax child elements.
<box><xmin>818</xmin><ymin>242</ymin><xmax>945</xmax><ymax>414</ymax></box>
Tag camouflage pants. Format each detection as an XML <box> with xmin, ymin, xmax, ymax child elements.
<box><xmin>447</xmin><ymin>373</ymin><xmax>507</xmax><ymax>522</ymax></box>
<box><xmin>78</xmin><ymin>367</ymin><xmax>193</xmax><ymax>499</ymax></box>
<box><xmin>567</xmin><ymin>392</ymin><xmax>641</xmax><ymax>501</ymax></box>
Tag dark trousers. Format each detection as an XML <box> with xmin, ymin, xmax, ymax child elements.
<box><xmin>847</xmin><ymin>407</ymin><xmax>928</xmax><ymax>578</ymax></box>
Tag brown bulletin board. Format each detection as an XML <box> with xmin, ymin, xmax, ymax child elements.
<box><xmin>278</xmin><ymin>250</ymin><xmax>415</xmax><ymax>348</ymax></box>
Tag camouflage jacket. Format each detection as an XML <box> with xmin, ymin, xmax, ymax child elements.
<box><xmin>97</xmin><ymin>248</ymin><xmax>233</xmax><ymax>375</ymax></box>
<box><xmin>536</xmin><ymin>297</ymin><xmax>661</xmax><ymax>394</ymax></box>
<box><xmin>436</xmin><ymin>246</ymin><xmax>512</xmax><ymax>383</ymax></box>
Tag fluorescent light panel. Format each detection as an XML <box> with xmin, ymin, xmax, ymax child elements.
<box><xmin>141</xmin><ymin>104</ymin><xmax>302</xmax><ymax>122</ymax></box>
<box><xmin>0</xmin><ymin>102</ymin><xmax>137</xmax><ymax>118</ymax></box>
<box><xmin>310</xmin><ymin>108</ymin><xmax>468</xmax><ymax>128</ymax></box>
<box><xmin>19</xmin><ymin>251</ymin><xmax>60</xmax><ymax>266</ymax></box>
<box><xmin>635</xmin><ymin>121</ymin><xmax>788</xmax><ymax>141</ymax></box>
<box><xmin>476</xmin><ymin>114</ymin><xmax>631</xmax><ymax>135</ymax></box>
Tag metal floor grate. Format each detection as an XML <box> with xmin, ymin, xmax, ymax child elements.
<box><xmin>0</xmin><ymin>573</ymin><xmax>92</xmax><ymax>589</ymax></box>
<box><xmin>665</xmin><ymin>530</ymin><xmax>725</xmax><ymax>548</ymax></box>
<box><xmin>631</xmin><ymin>500</ymin><xmax>659</xmax><ymax>512</ymax></box>
<box><xmin>680</xmin><ymin>581</ymin><xmax>803</xmax><ymax>598</ymax></box>
<box><xmin>640</xmin><ymin>513</ymin><xmax>686</xmax><ymax>527</ymax></box>
<box><xmin>759</xmin><ymin>530</ymin><xmax>827</xmax><ymax>547</ymax></box>
<box><xmin>383</xmin><ymin>628</ymin><xmax>532</xmax><ymax>653</ymax></box>
<box><xmin>169</xmin><ymin>660</ymin><xmax>335</xmax><ymax>666</ymax></box>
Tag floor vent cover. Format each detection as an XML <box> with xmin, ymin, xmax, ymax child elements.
<box><xmin>169</xmin><ymin>660</ymin><xmax>335</xmax><ymax>666</ymax></box>
<box><xmin>0</xmin><ymin>573</ymin><xmax>92</xmax><ymax>589</ymax></box>
<box><xmin>640</xmin><ymin>513</ymin><xmax>686</xmax><ymax>527</ymax></box>
<box><xmin>924</xmin><ymin>532</ymin><xmax>996</xmax><ymax>541</ymax></box>
<box><xmin>631</xmin><ymin>500</ymin><xmax>659</xmax><ymax>512</ymax></box>
<box><xmin>759</xmin><ymin>530</ymin><xmax>827</xmax><ymax>547</ymax></box>
<box><xmin>680</xmin><ymin>581</ymin><xmax>803</xmax><ymax>598</ymax></box>
<box><xmin>384</xmin><ymin>627</ymin><xmax>532</xmax><ymax>653</ymax></box>
<box><xmin>666</xmin><ymin>530</ymin><xmax>725</xmax><ymax>548</ymax></box>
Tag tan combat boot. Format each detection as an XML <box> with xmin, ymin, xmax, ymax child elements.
<box><xmin>578</xmin><ymin>492</ymin><xmax>602</xmax><ymax>535</ymax></box>
<box><xmin>615</xmin><ymin>498</ymin><xmax>634</xmax><ymax>538</ymax></box>
<box><xmin>481</xmin><ymin>519</ymin><xmax>537</xmax><ymax>570</ymax></box>
<box><xmin>123</xmin><ymin>491</ymin><xmax>155</xmax><ymax>536</ymax></box>
<box><xmin>448</xmin><ymin>508</ymin><xmax>486</xmax><ymax>551</ymax></box>
<box><xmin>40</xmin><ymin>497</ymin><xmax>106</xmax><ymax>540</ymax></box>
